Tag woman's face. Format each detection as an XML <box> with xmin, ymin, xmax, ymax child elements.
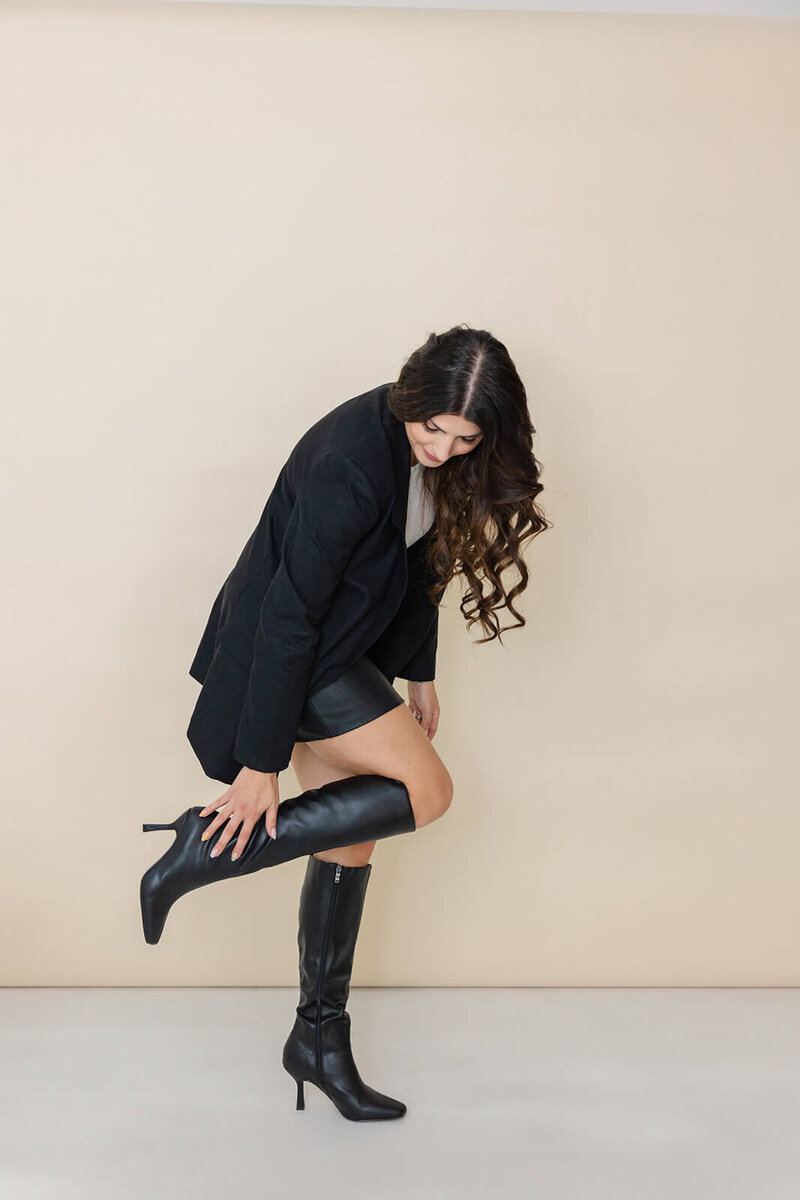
<box><xmin>405</xmin><ymin>413</ymin><xmax>483</xmax><ymax>466</ymax></box>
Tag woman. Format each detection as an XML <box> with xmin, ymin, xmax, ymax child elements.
<box><xmin>140</xmin><ymin>324</ymin><xmax>549</xmax><ymax>1121</ymax></box>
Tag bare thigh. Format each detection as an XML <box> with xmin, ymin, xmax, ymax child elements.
<box><xmin>289</xmin><ymin>702</ymin><xmax>453</xmax><ymax>829</ymax></box>
<box><xmin>289</xmin><ymin>741</ymin><xmax>378</xmax><ymax>866</ymax></box>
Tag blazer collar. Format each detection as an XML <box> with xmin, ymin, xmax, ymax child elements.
<box><xmin>379</xmin><ymin>382</ymin><xmax>412</xmax><ymax>536</ymax></box>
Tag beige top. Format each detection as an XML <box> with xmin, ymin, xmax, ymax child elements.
<box><xmin>405</xmin><ymin>461</ymin><xmax>435</xmax><ymax>547</ymax></box>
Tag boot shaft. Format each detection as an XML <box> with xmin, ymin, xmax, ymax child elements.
<box><xmin>296</xmin><ymin>856</ymin><xmax>372</xmax><ymax>1022</ymax></box>
<box><xmin>282</xmin><ymin>854</ymin><xmax>408</xmax><ymax>1119</ymax></box>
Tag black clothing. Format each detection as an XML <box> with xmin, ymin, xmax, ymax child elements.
<box><xmin>294</xmin><ymin>653</ymin><xmax>405</xmax><ymax>743</ymax></box>
<box><xmin>186</xmin><ymin>381</ymin><xmax>444</xmax><ymax>782</ymax></box>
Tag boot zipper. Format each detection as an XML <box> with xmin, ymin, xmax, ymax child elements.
<box><xmin>316</xmin><ymin>864</ymin><xmax>342</xmax><ymax>1088</ymax></box>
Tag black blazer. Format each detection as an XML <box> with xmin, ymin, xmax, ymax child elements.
<box><xmin>186</xmin><ymin>381</ymin><xmax>445</xmax><ymax>784</ymax></box>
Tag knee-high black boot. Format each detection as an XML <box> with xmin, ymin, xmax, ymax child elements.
<box><xmin>139</xmin><ymin>774</ymin><xmax>415</xmax><ymax>945</ymax></box>
<box><xmin>282</xmin><ymin>855</ymin><xmax>406</xmax><ymax>1121</ymax></box>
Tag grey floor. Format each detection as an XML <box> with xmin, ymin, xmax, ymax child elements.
<box><xmin>1</xmin><ymin>988</ymin><xmax>798</xmax><ymax>1200</ymax></box>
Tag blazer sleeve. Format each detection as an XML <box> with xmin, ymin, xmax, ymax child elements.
<box><xmin>233</xmin><ymin>452</ymin><xmax>381</xmax><ymax>775</ymax></box>
<box><xmin>395</xmin><ymin>611</ymin><xmax>439</xmax><ymax>682</ymax></box>
<box><xmin>395</xmin><ymin>556</ymin><xmax>447</xmax><ymax>683</ymax></box>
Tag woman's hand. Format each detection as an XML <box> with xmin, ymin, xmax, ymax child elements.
<box><xmin>197</xmin><ymin>767</ymin><xmax>280</xmax><ymax>861</ymax></box>
<box><xmin>407</xmin><ymin>680</ymin><xmax>440</xmax><ymax>740</ymax></box>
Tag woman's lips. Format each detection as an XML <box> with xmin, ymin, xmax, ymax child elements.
<box><xmin>424</xmin><ymin>448</ymin><xmax>440</xmax><ymax>462</ymax></box>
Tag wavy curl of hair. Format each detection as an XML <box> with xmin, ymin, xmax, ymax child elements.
<box><xmin>389</xmin><ymin>324</ymin><xmax>551</xmax><ymax>645</ymax></box>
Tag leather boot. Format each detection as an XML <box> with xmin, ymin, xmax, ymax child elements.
<box><xmin>282</xmin><ymin>855</ymin><xmax>407</xmax><ymax>1120</ymax></box>
<box><xmin>140</xmin><ymin>773</ymin><xmax>415</xmax><ymax>945</ymax></box>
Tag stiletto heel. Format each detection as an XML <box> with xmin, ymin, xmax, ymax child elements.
<box><xmin>142</xmin><ymin>821</ymin><xmax>179</xmax><ymax>833</ymax></box>
<box><xmin>295</xmin><ymin>1078</ymin><xmax>305</xmax><ymax>1110</ymax></box>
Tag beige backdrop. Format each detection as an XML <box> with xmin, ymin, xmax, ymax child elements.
<box><xmin>1</xmin><ymin>0</ymin><xmax>798</xmax><ymax>985</ymax></box>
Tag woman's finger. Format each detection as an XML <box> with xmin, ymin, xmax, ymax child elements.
<box><xmin>198</xmin><ymin>793</ymin><xmax>231</xmax><ymax>819</ymax></box>
<box><xmin>199</xmin><ymin>814</ymin><xmax>224</xmax><ymax>842</ymax></box>
<box><xmin>230</xmin><ymin>819</ymin><xmax>256</xmax><ymax>862</ymax></box>
<box><xmin>200</xmin><ymin>804</ymin><xmax>236</xmax><ymax>845</ymax></box>
<box><xmin>209</xmin><ymin>810</ymin><xmax>243</xmax><ymax>858</ymax></box>
<box><xmin>264</xmin><ymin>803</ymin><xmax>279</xmax><ymax>840</ymax></box>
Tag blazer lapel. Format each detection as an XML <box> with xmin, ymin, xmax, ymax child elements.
<box><xmin>380</xmin><ymin>382</ymin><xmax>412</xmax><ymax>536</ymax></box>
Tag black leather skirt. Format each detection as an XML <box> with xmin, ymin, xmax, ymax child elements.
<box><xmin>294</xmin><ymin>654</ymin><xmax>405</xmax><ymax>743</ymax></box>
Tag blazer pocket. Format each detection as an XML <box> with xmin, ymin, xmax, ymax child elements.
<box><xmin>186</xmin><ymin>642</ymin><xmax>250</xmax><ymax>785</ymax></box>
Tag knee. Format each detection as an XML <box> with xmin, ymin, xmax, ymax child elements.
<box><xmin>407</xmin><ymin>765</ymin><xmax>454</xmax><ymax>829</ymax></box>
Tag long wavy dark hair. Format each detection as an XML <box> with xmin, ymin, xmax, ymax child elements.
<box><xmin>389</xmin><ymin>324</ymin><xmax>550</xmax><ymax>644</ymax></box>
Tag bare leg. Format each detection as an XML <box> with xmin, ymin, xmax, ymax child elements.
<box><xmin>290</xmin><ymin>741</ymin><xmax>377</xmax><ymax>867</ymax></box>
<box><xmin>289</xmin><ymin>700</ymin><xmax>453</xmax><ymax>867</ymax></box>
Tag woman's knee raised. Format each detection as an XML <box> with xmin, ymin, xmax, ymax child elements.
<box><xmin>407</xmin><ymin>765</ymin><xmax>454</xmax><ymax>829</ymax></box>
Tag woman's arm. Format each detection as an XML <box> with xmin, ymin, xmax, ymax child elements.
<box><xmin>397</xmin><ymin>565</ymin><xmax>445</xmax><ymax>740</ymax></box>
<box><xmin>396</xmin><ymin>609</ymin><xmax>439</xmax><ymax>682</ymax></box>
<box><xmin>233</xmin><ymin>452</ymin><xmax>381</xmax><ymax>775</ymax></box>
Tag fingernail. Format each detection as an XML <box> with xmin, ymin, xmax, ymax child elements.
<box><xmin>270</xmin><ymin>828</ymin><xmax>277</xmax><ymax>839</ymax></box>
<box><xmin>201</xmin><ymin>832</ymin><xmax>209</xmax><ymax>841</ymax></box>
<box><xmin>210</xmin><ymin>848</ymin><xmax>218</xmax><ymax>858</ymax></box>
<box><xmin>231</xmin><ymin>852</ymin><xmax>239</xmax><ymax>861</ymax></box>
